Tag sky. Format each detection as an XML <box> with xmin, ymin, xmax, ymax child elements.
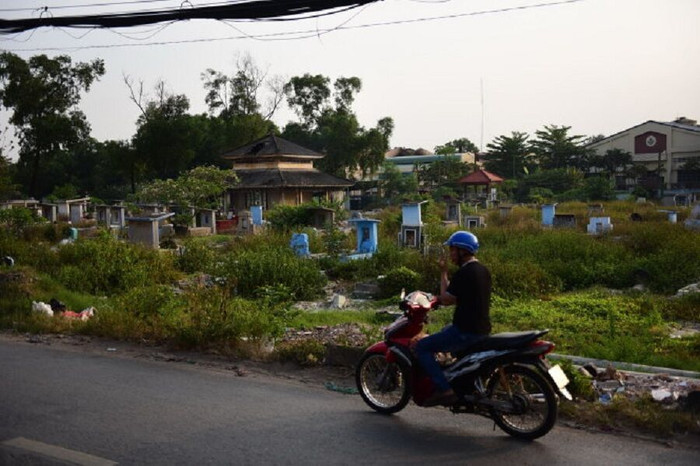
<box><xmin>1</xmin><ymin>0</ymin><xmax>699</xmax><ymax>161</ymax></box>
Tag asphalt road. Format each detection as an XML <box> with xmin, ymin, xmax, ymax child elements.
<box><xmin>0</xmin><ymin>338</ymin><xmax>698</xmax><ymax>465</ymax></box>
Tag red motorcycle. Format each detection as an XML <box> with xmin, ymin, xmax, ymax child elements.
<box><xmin>355</xmin><ymin>291</ymin><xmax>572</xmax><ymax>440</ymax></box>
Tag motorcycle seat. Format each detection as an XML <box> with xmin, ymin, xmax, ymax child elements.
<box><xmin>458</xmin><ymin>330</ymin><xmax>549</xmax><ymax>354</ymax></box>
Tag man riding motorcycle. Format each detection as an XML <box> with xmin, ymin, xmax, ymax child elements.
<box><xmin>413</xmin><ymin>230</ymin><xmax>492</xmax><ymax>407</ymax></box>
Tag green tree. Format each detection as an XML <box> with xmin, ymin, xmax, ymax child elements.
<box><xmin>434</xmin><ymin>137</ymin><xmax>479</xmax><ymax>155</ymax></box>
<box><xmin>590</xmin><ymin>148</ymin><xmax>632</xmax><ymax>176</ymax></box>
<box><xmin>483</xmin><ymin>132</ymin><xmax>532</xmax><ymax>179</ymax></box>
<box><xmin>333</xmin><ymin>77</ymin><xmax>362</xmax><ymax>112</ymax></box>
<box><xmin>0</xmin><ymin>53</ymin><xmax>105</xmax><ymax>197</ymax></box>
<box><xmin>128</xmin><ymin>80</ymin><xmax>205</xmax><ymax>180</ymax></box>
<box><xmin>282</xmin><ymin>74</ymin><xmax>392</xmax><ymax>178</ymax></box>
<box><xmin>95</xmin><ymin>139</ymin><xmax>144</xmax><ymax>196</ymax></box>
<box><xmin>284</xmin><ymin>74</ymin><xmax>331</xmax><ymax>128</ymax></box>
<box><xmin>0</xmin><ymin>153</ymin><xmax>17</xmax><ymax>201</ymax></box>
<box><xmin>380</xmin><ymin>161</ymin><xmax>418</xmax><ymax>203</ymax></box>
<box><xmin>201</xmin><ymin>52</ymin><xmax>284</xmax><ymax>120</ymax></box>
<box><xmin>531</xmin><ymin>125</ymin><xmax>588</xmax><ymax>170</ymax></box>
<box><xmin>515</xmin><ymin>168</ymin><xmax>584</xmax><ymax>202</ymax></box>
<box><xmin>416</xmin><ymin>157</ymin><xmax>470</xmax><ymax>190</ymax></box>
<box><xmin>583</xmin><ymin>176</ymin><xmax>615</xmax><ymax>201</ymax></box>
<box><xmin>135</xmin><ymin>165</ymin><xmax>238</xmax><ymax>209</ymax></box>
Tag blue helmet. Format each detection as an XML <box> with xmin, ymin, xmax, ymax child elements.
<box><xmin>444</xmin><ymin>231</ymin><xmax>479</xmax><ymax>254</ymax></box>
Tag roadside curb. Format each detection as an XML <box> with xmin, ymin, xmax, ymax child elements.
<box><xmin>550</xmin><ymin>353</ymin><xmax>700</xmax><ymax>379</ymax></box>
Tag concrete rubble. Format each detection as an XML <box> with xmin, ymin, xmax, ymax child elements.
<box><xmin>580</xmin><ymin>363</ymin><xmax>700</xmax><ymax>410</ymax></box>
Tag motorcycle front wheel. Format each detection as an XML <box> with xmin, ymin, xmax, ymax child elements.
<box><xmin>486</xmin><ymin>364</ymin><xmax>558</xmax><ymax>440</ymax></box>
<box><xmin>355</xmin><ymin>352</ymin><xmax>411</xmax><ymax>414</ymax></box>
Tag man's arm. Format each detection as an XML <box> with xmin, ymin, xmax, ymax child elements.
<box><xmin>439</xmin><ymin>267</ymin><xmax>457</xmax><ymax>305</ymax></box>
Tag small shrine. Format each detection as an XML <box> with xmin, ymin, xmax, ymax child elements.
<box><xmin>251</xmin><ymin>205</ymin><xmax>264</xmax><ymax>226</ymax></box>
<box><xmin>463</xmin><ymin>216</ymin><xmax>486</xmax><ymax>229</ymax></box>
<box><xmin>400</xmin><ymin>201</ymin><xmax>427</xmax><ymax>248</ymax></box>
<box><xmin>95</xmin><ymin>204</ymin><xmax>126</xmax><ymax>229</ymax></box>
<box><xmin>290</xmin><ymin>233</ymin><xmax>310</xmax><ymax>257</ymax></box>
<box><xmin>542</xmin><ymin>204</ymin><xmax>557</xmax><ymax>227</ymax></box>
<box><xmin>349</xmin><ymin>218</ymin><xmax>380</xmax><ymax>255</ymax></box>
<box><xmin>587</xmin><ymin>217</ymin><xmax>613</xmax><ymax>235</ymax></box>
<box><xmin>444</xmin><ymin>199</ymin><xmax>461</xmax><ymax>225</ymax></box>
<box><xmin>126</xmin><ymin>212</ymin><xmax>175</xmax><ymax>249</ymax></box>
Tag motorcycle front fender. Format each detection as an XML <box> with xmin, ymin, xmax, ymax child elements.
<box><xmin>366</xmin><ymin>341</ymin><xmax>389</xmax><ymax>355</ymax></box>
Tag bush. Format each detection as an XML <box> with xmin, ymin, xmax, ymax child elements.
<box><xmin>87</xmin><ymin>285</ymin><xmax>180</xmax><ymax>342</ymax></box>
<box><xmin>485</xmin><ymin>257</ymin><xmax>561</xmax><ymax>299</ymax></box>
<box><xmin>273</xmin><ymin>339</ymin><xmax>327</xmax><ymax>366</ymax></box>
<box><xmin>170</xmin><ymin>287</ymin><xmax>285</xmax><ymax>350</ymax></box>
<box><xmin>378</xmin><ymin>266</ymin><xmax>420</xmax><ymax>298</ymax></box>
<box><xmin>266</xmin><ymin>204</ymin><xmax>315</xmax><ymax>230</ymax></box>
<box><xmin>219</xmin><ymin>244</ymin><xmax>326</xmax><ymax>300</ymax></box>
<box><xmin>0</xmin><ymin>207</ymin><xmax>43</xmax><ymax>236</ymax></box>
<box><xmin>176</xmin><ymin>238</ymin><xmax>218</xmax><ymax>274</ymax></box>
<box><xmin>484</xmin><ymin>229</ymin><xmax>635</xmax><ymax>293</ymax></box>
<box><xmin>54</xmin><ymin>235</ymin><xmax>179</xmax><ymax>296</ymax></box>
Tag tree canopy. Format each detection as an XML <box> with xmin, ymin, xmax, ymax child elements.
<box><xmin>282</xmin><ymin>74</ymin><xmax>392</xmax><ymax>178</ymax></box>
<box><xmin>483</xmin><ymin>131</ymin><xmax>532</xmax><ymax>179</ymax></box>
<box><xmin>434</xmin><ymin>137</ymin><xmax>479</xmax><ymax>155</ymax></box>
<box><xmin>0</xmin><ymin>52</ymin><xmax>104</xmax><ymax>197</ymax></box>
<box><xmin>530</xmin><ymin>124</ymin><xmax>588</xmax><ymax>170</ymax></box>
<box><xmin>135</xmin><ymin>165</ymin><xmax>238</xmax><ymax>209</ymax></box>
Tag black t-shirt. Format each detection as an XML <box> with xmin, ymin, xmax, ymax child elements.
<box><xmin>446</xmin><ymin>260</ymin><xmax>492</xmax><ymax>335</ymax></box>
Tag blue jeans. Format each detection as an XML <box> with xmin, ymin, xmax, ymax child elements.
<box><xmin>414</xmin><ymin>324</ymin><xmax>484</xmax><ymax>392</ymax></box>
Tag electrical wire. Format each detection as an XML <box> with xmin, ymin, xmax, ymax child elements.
<box><xmin>0</xmin><ymin>0</ymin><xmax>378</xmax><ymax>34</ymax></box>
<box><xmin>0</xmin><ymin>0</ymin><xmax>195</xmax><ymax>13</ymax></box>
<box><xmin>3</xmin><ymin>0</ymin><xmax>585</xmax><ymax>50</ymax></box>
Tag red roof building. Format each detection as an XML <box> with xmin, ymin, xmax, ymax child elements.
<box><xmin>458</xmin><ymin>169</ymin><xmax>504</xmax><ymax>185</ymax></box>
<box><xmin>458</xmin><ymin>169</ymin><xmax>504</xmax><ymax>201</ymax></box>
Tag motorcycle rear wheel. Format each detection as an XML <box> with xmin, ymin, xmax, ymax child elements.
<box><xmin>356</xmin><ymin>353</ymin><xmax>411</xmax><ymax>414</ymax></box>
<box><xmin>486</xmin><ymin>364</ymin><xmax>558</xmax><ymax>440</ymax></box>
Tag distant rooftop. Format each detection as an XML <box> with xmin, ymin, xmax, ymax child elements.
<box><xmin>222</xmin><ymin>134</ymin><xmax>323</xmax><ymax>160</ymax></box>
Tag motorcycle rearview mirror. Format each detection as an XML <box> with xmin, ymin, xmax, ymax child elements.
<box><xmin>399</xmin><ymin>288</ymin><xmax>406</xmax><ymax>300</ymax></box>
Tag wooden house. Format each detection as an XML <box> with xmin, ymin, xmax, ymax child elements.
<box><xmin>221</xmin><ymin>134</ymin><xmax>354</xmax><ymax>212</ymax></box>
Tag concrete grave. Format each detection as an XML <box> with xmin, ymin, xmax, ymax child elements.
<box><xmin>541</xmin><ymin>204</ymin><xmax>557</xmax><ymax>227</ymax></box>
<box><xmin>399</xmin><ymin>201</ymin><xmax>427</xmax><ymax>248</ymax></box>
<box><xmin>126</xmin><ymin>212</ymin><xmax>175</xmax><ymax>249</ymax></box>
<box><xmin>587</xmin><ymin>216</ymin><xmax>613</xmax><ymax>234</ymax></box>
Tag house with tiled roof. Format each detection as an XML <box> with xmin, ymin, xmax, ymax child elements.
<box><xmin>221</xmin><ymin>134</ymin><xmax>354</xmax><ymax>212</ymax></box>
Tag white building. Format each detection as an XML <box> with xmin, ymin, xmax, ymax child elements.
<box><xmin>587</xmin><ymin>118</ymin><xmax>700</xmax><ymax>203</ymax></box>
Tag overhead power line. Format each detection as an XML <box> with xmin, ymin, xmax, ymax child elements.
<box><xmin>0</xmin><ymin>0</ymin><xmax>176</xmax><ymax>13</ymax></box>
<box><xmin>4</xmin><ymin>0</ymin><xmax>586</xmax><ymax>52</ymax></box>
<box><xmin>0</xmin><ymin>0</ymin><xmax>378</xmax><ymax>34</ymax></box>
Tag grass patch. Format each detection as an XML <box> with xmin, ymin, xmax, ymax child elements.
<box><xmin>490</xmin><ymin>290</ymin><xmax>700</xmax><ymax>372</ymax></box>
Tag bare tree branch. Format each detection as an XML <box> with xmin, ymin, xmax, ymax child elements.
<box><xmin>123</xmin><ymin>73</ymin><xmax>146</xmax><ymax>117</ymax></box>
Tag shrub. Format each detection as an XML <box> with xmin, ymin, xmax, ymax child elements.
<box><xmin>219</xmin><ymin>244</ymin><xmax>326</xmax><ymax>300</ymax></box>
<box><xmin>0</xmin><ymin>267</ymin><xmax>38</xmax><ymax>317</ymax></box>
<box><xmin>484</xmin><ymin>229</ymin><xmax>635</xmax><ymax>293</ymax></box>
<box><xmin>0</xmin><ymin>207</ymin><xmax>43</xmax><ymax>236</ymax></box>
<box><xmin>170</xmin><ymin>287</ymin><xmax>286</xmax><ymax>350</ymax></box>
<box><xmin>266</xmin><ymin>204</ymin><xmax>315</xmax><ymax>230</ymax></box>
<box><xmin>378</xmin><ymin>266</ymin><xmax>420</xmax><ymax>298</ymax></box>
<box><xmin>273</xmin><ymin>339</ymin><xmax>327</xmax><ymax>366</ymax></box>
<box><xmin>176</xmin><ymin>238</ymin><xmax>218</xmax><ymax>274</ymax></box>
<box><xmin>54</xmin><ymin>235</ymin><xmax>179</xmax><ymax>296</ymax></box>
<box><xmin>485</xmin><ymin>256</ymin><xmax>561</xmax><ymax>299</ymax></box>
